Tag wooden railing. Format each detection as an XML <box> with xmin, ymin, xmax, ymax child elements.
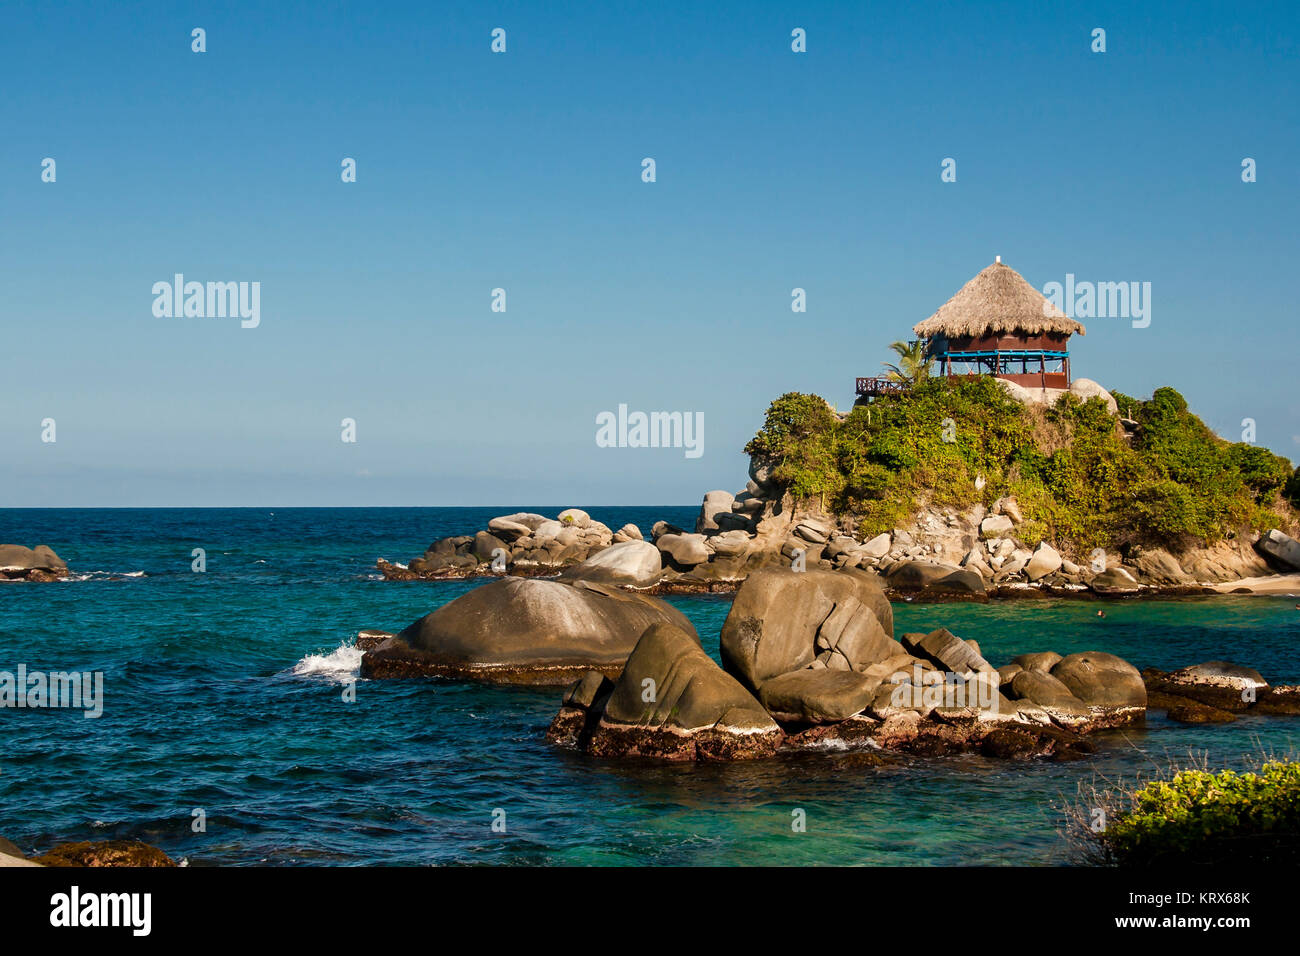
<box><xmin>855</xmin><ymin>377</ymin><xmax>910</xmax><ymax>398</ymax></box>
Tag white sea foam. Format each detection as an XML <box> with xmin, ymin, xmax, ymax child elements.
<box><xmin>289</xmin><ymin>641</ymin><xmax>363</xmax><ymax>684</ymax></box>
<box><xmin>64</xmin><ymin>570</ymin><xmax>147</xmax><ymax>582</ymax></box>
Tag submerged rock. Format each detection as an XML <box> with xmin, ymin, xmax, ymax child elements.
<box><xmin>362</xmin><ymin>577</ymin><xmax>696</xmax><ymax>685</ymax></box>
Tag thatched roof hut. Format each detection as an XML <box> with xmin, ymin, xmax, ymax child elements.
<box><xmin>913</xmin><ymin>259</ymin><xmax>1085</xmax><ymax>339</ymax></box>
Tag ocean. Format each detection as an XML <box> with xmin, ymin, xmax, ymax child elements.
<box><xmin>1</xmin><ymin>507</ymin><xmax>1297</xmax><ymax>865</ymax></box>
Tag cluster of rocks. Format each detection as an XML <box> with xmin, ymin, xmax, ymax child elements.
<box><xmin>362</xmin><ymin>553</ymin><xmax>1299</xmax><ymax>763</ymax></box>
<box><xmin>546</xmin><ymin>567</ymin><xmax>1154</xmax><ymax>762</ymax></box>
<box><xmin>377</xmin><ymin>508</ymin><xmax>636</xmax><ymax>581</ymax></box>
<box><xmin>376</xmin><ymin>456</ymin><xmax>1298</xmax><ymax>597</ymax></box>
<box><xmin>0</xmin><ymin>544</ymin><xmax>67</xmax><ymax>582</ymax></box>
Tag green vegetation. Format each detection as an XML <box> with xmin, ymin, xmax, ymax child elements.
<box><xmin>881</xmin><ymin>339</ymin><xmax>933</xmax><ymax>385</ymax></box>
<box><xmin>1073</xmin><ymin>759</ymin><xmax>1300</xmax><ymax>866</ymax></box>
<box><xmin>744</xmin><ymin>378</ymin><xmax>1295</xmax><ymax>553</ymax></box>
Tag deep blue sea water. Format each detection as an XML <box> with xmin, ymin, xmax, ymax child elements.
<box><xmin>1</xmin><ymin>507</ymin><xmax>1298</xmax><ymax>866</ymax></box>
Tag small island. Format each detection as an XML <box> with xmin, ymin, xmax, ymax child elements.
<box><xmin>378</xmin><ymin>260</ymin><xmax>1300</xmax><ymax>600</ymax></box>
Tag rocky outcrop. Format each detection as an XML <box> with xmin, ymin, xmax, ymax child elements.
<box><xmin>1142</xmin><ymin>661</ymin><xmax>1300</xmax><ymax>722</ymax></box>
<box><xmin>550</xmin><ymin>557</ymin><xmax>1161</xmax><ymax>764</ymax></box>
<box><xmin>375</xmin><ymin>465</ymin><xmax>1293</xmax><ymax>598</ymax></box>
<box><xmin>720</xmin><ymin>568</ymin><xmax>897</xmax><ymax>692</ymax></box>
<box><xmin>379</xmin><ymin>508</ymin><xmax>617</xmax><ymax>580</ymax></box>
<box><xmin>0</xmin><ymin>544</ymin><xmax>68</xmax><ymax>581</ymax></box>
<box><xmin>696</xmin><ymin>490</ymin><xmax>736</xmax><ymax>533</ymax></box>
<box><xmin>543</xmin><ymin>580</ymin><xmax>1300</xmax><ymax>765</ymax></box>
<box><xmin>32</xmin><ymin>840</ymin><xmax>177</xmax><ymax>867</ymax></box>
<box><xmin>561</xmin><ymin>623</ymin><xmax>784</xmax><ymax>760</ymax></box>
<box><xmin>361</xmin><ymin>577</ymin><xmax>697</xmax><ymax>685</ymax></box>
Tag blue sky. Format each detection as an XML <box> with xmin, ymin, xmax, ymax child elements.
<box><xmin>2</xmin><ymin>0</ymin><xmax>1297</xmax><ymax>506</ymax></box>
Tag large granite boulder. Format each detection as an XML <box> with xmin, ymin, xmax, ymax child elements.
<box><xmin>361</xmin><ymin>577</ymin><xmax>697</xmax><ymax>685</ymax></box>
<box><xmin>1024</xmin><ymin>543</ymin><xmax>1062</xmax><ymax>582</ymax></box>
<box><xmin>1144</xmin><ymin>662</ymin><xmax>1296</xmax><ymax>717</ymax></box>
<box><xmin>1012</xmin><ymin>651</ymin><xmax>1063</xmax><ymax>673</ymax></box>
<box><xmin>487</xmin><ymin>512</ymin><xmax>549</xmax><ymax>539</ymax></box>
<box><xmin>586</xmin><ymin>623</ymin><xmax>783</xmax><ymax>760</ymax></box>
<box><xmin>929</xmin><ymin>568</ymin><xmax>988</xmax><ymax>596</ymax></box>
<box><xmin>1088</xmin><ymin>566</ymin><xmax>1140</xmax><ymax>594</ymax></box>
<box><xmin>1258</xmin><ymin>529</ymin><xmax>1300</xmax><ymax>571</ymax></box>
<box><xmin>1008</xmin><ymin>670</ymin><xmax>1087</xmax><ymax>709</ymax></box>
<box><xmin>901</xmin><ymin>628</ymin><xmax>992</xmax><ymax>674</ymax></box>
<box><xmin>1049</xmin><ymin>652</ymin><xmax>1146</xmax><ymax>709</ymax></box>
<box><xmin>696</xmin><ymin>490</ymin><xmax>736</xmax><ymax>533</ymax></box>
<box><xmin>557</xmin><ymin>508</ymin><xmax>591</xmax><ymax>527</ymax></box>
<box><xmin>558</xmin><ymin>540</ymin><xmax>663</xmax><ymax>587</ymax></box>
<box><xmin>1066</xmin><ymin>378</ymin><xmax>1119</xmax><ymax>415</ymax></box>
<box><xmin>472</xmin><ymin>531</ymin><xmax>508</xmax><ymax>562</ymax></box>
<box><xmin>758</xmin><ymin>670</ymin><xmax>880</xmax><ymax>724</ymax></box>
<box><xmin>885</xmin><ymin>560</ymin><xmax>962</xmax><ymax>591</ymax></box>
<box><xmin>720</xmin><ymin>568</ymin><xmax>897</xmax><ymax>692</ymax></box>
<box><xmin>861</xmin><ymin>533</ymin><xmax>892</xmax><ymax>558</ymax></box>
<box><xmin>979</xmin><ymin>515</ymin><xmax>1015</xmax><ymax>539</ymax></box>
<box><xmin>706</xmin><ymin>530</ymin><xmax>752</xmax><ymax>557</ymax></box>
<box><xmin>656</xmin><ymin>533</ymin><xmax>710</xmax><ymax>567</ymax></box>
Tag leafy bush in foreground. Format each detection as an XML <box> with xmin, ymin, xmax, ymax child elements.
<box><xmin>1074</xmin><ymin>760</ymin><xmax>1300</xmax><ymax>866</ymax></box>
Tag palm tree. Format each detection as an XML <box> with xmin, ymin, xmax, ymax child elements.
<box><xmin>881</xmin><ymin>339</ymin><xmax>933</xmax><ymax>384</ymax></box>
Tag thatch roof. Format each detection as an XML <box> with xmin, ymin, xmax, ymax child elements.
<box><xmin>912</xmin><ymin>260</ymin><xmax>1086</xmax><ymax>338</ymax></box>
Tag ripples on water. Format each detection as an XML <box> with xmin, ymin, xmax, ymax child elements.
<box><xmin>1</xmin><ymin>507</ymin><xmax>1297</xmax><ymax>865</ymax></box>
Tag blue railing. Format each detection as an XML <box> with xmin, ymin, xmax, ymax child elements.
<box><xmin>939</xmin><ymin>350</ymin><xmax>1069</xmax><ymax>360</ymax></box>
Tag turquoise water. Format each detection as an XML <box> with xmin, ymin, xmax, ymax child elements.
<box><xmin>1</xmin><ymin>507</ymin><xmax>1297</xmax><ymax>865</ymax></box>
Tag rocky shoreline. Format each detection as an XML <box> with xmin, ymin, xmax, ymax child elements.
<box><xmin>375</xmin><ymin>481</ymin><xmax>1300</xmax><ymax>601</ymax></box>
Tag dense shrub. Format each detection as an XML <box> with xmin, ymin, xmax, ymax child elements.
<box><xmin>1080</xmin><ymin>760</ymin><xmax>1300</xmax><ymax>866</ymax></box>
<box><xmin>745</xmin><ymin>381</ymin><xmax>1295</xmax><ymax>554</ymax></box>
